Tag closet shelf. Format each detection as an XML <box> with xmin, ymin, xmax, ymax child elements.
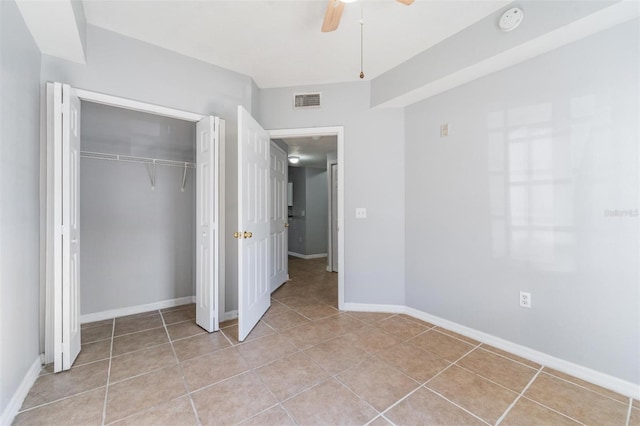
<box><xmin>80</xmin><ymin>151</ymin><xmax>195</xmax><ymax>168</ymax></box>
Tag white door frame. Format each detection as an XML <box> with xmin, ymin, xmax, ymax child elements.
<box><xmin>268</xmin><ymin>127</ymin><xmax>344</xmax><ymax>310</ymax></box>
<box><xmin>328</xmin><ymin>160</ymin><xmax>338</xmax><ymax>273</ymax></box>
<box><xmin>43</xmin><ymin>86</ymin><xmax>225</xmax><ymax>363</ymax></box>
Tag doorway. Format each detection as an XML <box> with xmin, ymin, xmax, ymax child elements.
<box><xmin>268</xmin><ymin>127</ymin><xmax>344</xmax><ymax>310</ymax></box>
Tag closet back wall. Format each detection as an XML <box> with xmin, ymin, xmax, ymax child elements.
<box><xmin>80</xmin><ymin>103</ymin><xmax>196</xmax><ymax>315</ymax></box>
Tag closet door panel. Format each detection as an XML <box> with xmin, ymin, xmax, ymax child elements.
<box><xmin>196</xmin><ymin>116</ymin><xmax>219</xmax><ymax>332</ymax></box>
<box><xmin>47</xmin><ymin>82</ymin><xmax>82</xmax><ymax>372</ymax></box>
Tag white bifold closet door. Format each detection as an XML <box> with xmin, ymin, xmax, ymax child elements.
<box><xmin>195</xmin><ymin>116</ymin><xmax>222</xmax><ymax>333</ymax></box>
<box><xmin>47</xmin><ymin>82</ymin><xmax>223</xmax><ymax>371</ymax></box>
<box><xmin>47</xmin><ymin>82</ymin><xmax>82</xmax><ymax>373</ymax></box>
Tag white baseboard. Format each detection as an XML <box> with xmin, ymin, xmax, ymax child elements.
<box><xmin>1</xmin><ymin>356</ymin><xmax>41</xmax><ymax>426</ymax></box>
<box><xmin>80</xmin><ymin>296</ymin><xmax>195</xmax><ymax>323</ymax></box>
<box><xmin>221</xmin><ymin>310</ymin><xmax>238</xmax><ymax>322</ymax></box>
<box><xmin>344</xmin><ymin>303</ymin><xmax>640</xmax><ymax>400</ymax></box>
<box><xmin>343</xmin><ymin>302</ymin><xmax>406</xmax><ymax>314</ymax></box>
<box><xmin>288</xmin><ymin>252</ymin><xmax>328</xmax><ymax>260</ymax></box>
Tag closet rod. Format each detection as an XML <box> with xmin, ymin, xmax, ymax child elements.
<box><xmin>80</xmin><ymin>151</ymin><xmax>196</xmax><ymax>168</ymax></box>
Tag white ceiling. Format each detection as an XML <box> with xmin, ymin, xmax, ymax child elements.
<box><xmin>82</xmin><ymin>0</ymin><xmax>510</xmax><ymax>88</ymax></box>
<box><xmin>280</xmin><ymin>136</ymin><xmax>337</xmax><ymax>169</ymax></box>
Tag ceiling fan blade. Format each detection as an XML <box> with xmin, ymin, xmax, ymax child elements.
<box><xmin>321</xmin><ymin>0</ymin><xmax>345</xmax><ymax>32</ymax></box>
<box><xmin>396</xmin><ymin>0</ymin><xmax>415</xmax><ymax>5</ymax></box>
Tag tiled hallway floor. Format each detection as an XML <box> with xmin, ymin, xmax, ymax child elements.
<box><xmin>16</xmin><ymin>257</ymin><xmax>639</xmax><ymax>425</ymax></box>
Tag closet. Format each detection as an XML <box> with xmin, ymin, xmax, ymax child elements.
<box><xmin>45</xmin><ymin>83</ymin><xmax>222</xmax><ymax>371</ymax></box>
<box><xmin>79</xmin><ymin>102</ymin><xmax>196</xmax><ymax>316</ymax></box>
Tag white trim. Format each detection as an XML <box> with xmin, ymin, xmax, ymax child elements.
<box><xmin>405</xmin><ymin>307</ymin><xmax>640</xmax><ymax>400</ymax></box>
<box><xmin>287</xmin><ymin>251</ymin><xmax>328</xmax><ymax>260</ymax></box>
<box><xmin>221</xmin><ymin>310</ymin><xmax>238</xmax><ymax>322</ymax></box>
<box><xmin>0</xmin><ymin>356</ymin><xmax>41</xmax><ymax>426</ymax></box>
<box><xmin>269</xmin><ymin>126</ymin><xmax>345</xmax><ymax>310</ymax></box>
<box><xmin>80</xmin><ymin>296</ymin><xmax>195</xmax><ymax>324</ymax></box>
<box><xmin>345</xmin><ymin>302</ymin><xmax>640</xmax><ymax>399</ymax></box>
<box><xmin>218</xmin><ymin>120</ymin><xmax>226</xmax><ymax>325</ymax></box>
<box><xmin>72</xmin><ymin>88</ymin><xmax>204</xmax><ymax>122</ymax></box>
<box><xmin>343</xmin><ymin>302</ymin><xmax>406</xmax><ymax>314</ymax></box>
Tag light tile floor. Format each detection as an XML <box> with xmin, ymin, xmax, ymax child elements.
<box><xmin>16</xmin><ymin>257</ymin><xmax>639</xmax><ymax>425</ymax></box>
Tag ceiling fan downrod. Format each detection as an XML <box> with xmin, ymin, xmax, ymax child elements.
<box><xmin>359</xmin><ymin>5</ymin><xmax>364</xmax><ymax>79</ymax></box>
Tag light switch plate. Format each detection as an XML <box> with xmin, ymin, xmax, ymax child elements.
<box><xmin>355</xmin><ymin>208</ymin><xmax>367</xmax><ymax>219</ymax></box>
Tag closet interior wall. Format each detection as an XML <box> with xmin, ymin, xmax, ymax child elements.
<box><xmin>80</xmin><ymin>102</ymin><xmax>196</xmax><ymax>316</ymax></box>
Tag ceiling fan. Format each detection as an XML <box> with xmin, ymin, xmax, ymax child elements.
<box><xmin>321</xmin><ymin>0</ymin><xmax>414</xmax><ymax>32</ymax></box>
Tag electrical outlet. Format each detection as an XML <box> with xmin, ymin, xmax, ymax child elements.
<box><xmin>520</xmin><ymin>291</ymin><xmax>531</xmax><ymax>308</ymax></box>
<box><xmin>355</xmin><ymin>208</ymin><xmax>367</xmax><ymax>219</ymax></box>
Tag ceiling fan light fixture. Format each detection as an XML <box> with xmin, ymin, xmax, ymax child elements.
<box><xmin>288</xmin><ymin>156</ymin><xmax>300</xmax><ymax>164</ymax></box>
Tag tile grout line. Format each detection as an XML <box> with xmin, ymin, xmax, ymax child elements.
<box><xmin>477</xmin><ymin>345</ymin><xmax>542</xmax><ymax>371</ymax></box>
<box><xmin>386</xmin><ymin>343</ymin><xmax>493</xmax><ymax>425</ymax></box>
<box><xmin>233</xmin><ymin>324</ymin><xmax>306</xmax><ymax>419</ymax></box>
<box><xmin>319</xmin><ymin>328</ymin><xmax>481</xmax><ymax>423</ymax></box>
<box><xmin>494</xmin><ymin>366</ymin><xmax>543</xmax><ymax>425</ymax></box>
<box><xmin>541</xmin><ymin>368</ymin><xmax>632</xmax><ymax>406</ymax></box>
<box><xmin>453</xmin><ymin>363</ymin><xmax>533</xmax><ymax>396</ymax></box>
<box><xmin>331</xmin><ymin>369</ymin><xmax>384</xmax><ymax>419</ymax></box>
<box><xmin>423</xmin><ymin>387</ymin><xmax>492</xmax><ymax>425</ymax></box>
<box><xmin>158</xmin><ymin>308</ymin><xmax>202</xmax><ymax>426</ymax></box>
<box><xmin>100</xmin><ymin>318</ymin><xmax>116</xmax><ymax>426</ymax></box>
<box><xmin>380</xmin><ymin>413</ymin><xmax>398</xmax><ymax>426</ymax></box>
<box><xmin>375</xmin><ymin>384</ymin><xmax>428</xmax><ymax>422</ymax></box>
<box><xmin>516</xmin><ymin>395</ymin><xmax>588</xmax><ymax>426</ymax></box>
<box><xmin>16</xmin><ymin>386</ymin><xmax>109</xmax><ymax>415</ymax></box>
<box><xmin>233</xmin><ymin>327</ymin><xmax>318</xmax><ymax>426</ymax></box>
<box><xmin>422</xmin><ymin>341</ymin><xmax>482</xmax><ymax>387</ymax></box>
<box><xmin>372</xmin><ymin>342</ymin><xmax>481</xmax><ymax>421</ymax></box>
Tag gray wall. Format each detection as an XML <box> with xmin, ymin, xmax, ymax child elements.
<box><xmin>80</xmin><ymin>103</ymin><xmax>196</xmax><ymax>315</ymax></box>
<box><xmin>40</xmin><ymin>24</ymin><xmax>255</xmax><ymax>314</ymax></box>
<box><xmin>288</xmin><ymin>167</ymin><xmax>328</xmax><ymax>256</ymax></box>
<box><xmin>259</xmin><ymin>82</ymin><xmax>406</xmax><ymax>306</ymax></box>
<box><xmin>404</xmin><ymin>20</ymin><xmax>639</xmax><ymax>384</ymax></box>
<box><xmin>305</xmin><ymin>168</ymin><xmax>328</xmax><ymax>255</ymax></box>
<box><xmin>0</xmin><ymin>0</ymin><xmax>42</xmax><ymax>416</ymax></box>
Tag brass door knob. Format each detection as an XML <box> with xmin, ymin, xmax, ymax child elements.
<box><xmin>233</xmin><ymin>231</ymin><xmax>240</xmax><ymax>239</ymax></box>
<box><xmin>284</xmin><ymin>223</ymin><xmax>289</xmax><ymax>228</ymax></box>
<box><xmin>243</xmin><ymin>231</ymin><xmax>253</xmax><ymax>239</ymax></box>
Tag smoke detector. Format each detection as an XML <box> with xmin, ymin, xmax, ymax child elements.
<box><xmin>499</xmin><ymin>7</ymin><xmax>524</xmax><ymax>32</ymax></box>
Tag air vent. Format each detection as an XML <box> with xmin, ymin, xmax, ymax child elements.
<box><xmin>293</xmin><ymin>92</ymin><xmax>321</xmax><ymax>109</ymax></box>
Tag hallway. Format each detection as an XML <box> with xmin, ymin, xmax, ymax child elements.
<box><xmin>15</xmin><ymin>258</ymin><xmax>637</xmax><ymax>425</ymax></box>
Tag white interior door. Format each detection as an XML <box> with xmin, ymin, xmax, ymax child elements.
<box><xmin>269</xmin><ymin>142</ymin><xmax>288</xmax><ymax>292</ymax></box>
<box><xmin>237</xmin><ymin>106</ymin><xmax>271</xmax><ymax>342</ymax></box>
<box><xmin>49</xmin><ymin>82</ymin><xmax>81</xmax><ymax>372</ymax></box>
<box><xmin>195</xmin><ymin>116</ymin><xmax>221</xmax><ymax>332</ymax></box>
